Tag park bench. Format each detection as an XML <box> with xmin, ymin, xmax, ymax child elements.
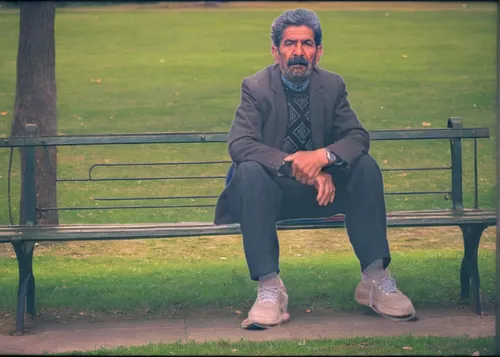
<box><xmin>0</xmin><ymin>117</ymin><xmax>496</xmax><ymax>335</ymax></box>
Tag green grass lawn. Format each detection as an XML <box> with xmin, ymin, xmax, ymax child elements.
<box><xmin>0</xmin><ymin>250</ymin><xmax>495</xmax><ymax>314</ymax></box>
<box><xmin>0</xmin><ymin>6</ymin><xmax>496</xmax><ymax>224</ymax></box>
<box><xmin>0</xmin><ymin>4</ymin><xmax>496</xmax><ymax>353</ymax></box>
<box><xmin>67</xmin><ymin>335</ymin><xmax>495</xmax><ymax>356</ymax></box>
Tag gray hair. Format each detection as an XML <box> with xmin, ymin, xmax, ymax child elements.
<box><xmin>271</xmin><ymin>8</ymin><xmax>323</xmax><ymax>48</ymax></box>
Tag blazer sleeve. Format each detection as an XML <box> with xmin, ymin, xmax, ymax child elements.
<box><xmin>227</xmin><ymin>78</ymin><xmax>287</xmax><ymax>171</ymax></box>
<box><xmin>325</xmin><ymin>75</ymin><xmax>370</xmax><ymax>168</ymax></box>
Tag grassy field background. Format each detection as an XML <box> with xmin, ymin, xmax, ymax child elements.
<box><xmin>0</xmin><ymin>3</ymin><xmax>496</xmax><ymax>224</ymax></box>
<box><xmin>0</xmin><ymin>2</ymin><xmax>497</xmax><ymax>348</ymax></box>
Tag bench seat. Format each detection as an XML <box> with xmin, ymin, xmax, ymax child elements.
<box><xmin>0</xmin><ymin>209</ymin><xmax>495</xmax><ymax>243</ymax></box>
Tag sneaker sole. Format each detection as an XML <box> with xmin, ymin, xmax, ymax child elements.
<box><xmin>355</xmin><ymin>290</ymin><xmax>416</xmax><ymax>321</ymax></box>
<box><xmin>241</xmin><ymin>312</ymin><xmax>291</xmax><ymax>330</ymax></box>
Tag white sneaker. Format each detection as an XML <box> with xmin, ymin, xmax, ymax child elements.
<box><xmin>355</xmin><ymin>273</ymin><xmax>415</xmax><ymax>321</ymax></box>
<box><xmin>243</xmin><ymin>277</ymin><xmax>289</xmax><ymax>328</ymax></box>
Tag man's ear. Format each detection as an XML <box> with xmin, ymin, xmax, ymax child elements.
<box><xmin>271</xmin><ymin>45</ymin><xmax>280</xmax><ymax>64</ymax></box>
<box><xmin>316</xmin><ymin>45</ymin><xmax>324</xmax><ymax>65</ymax></box>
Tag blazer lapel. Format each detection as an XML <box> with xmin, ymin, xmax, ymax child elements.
<box><xmin>271</xmin><ymin>66</ymin><xmax>288</xmax><ymax>149</ymax></box>
<box><xmin>309</xmin><ymin>68</ymin><xmax>325</xmax><ymax>149</ymax></box>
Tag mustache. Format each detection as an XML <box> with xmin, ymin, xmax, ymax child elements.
<box><xmin>287</xmin><ymin>56</ymin><xmax>309</xmax><ymax>66</ymax></box>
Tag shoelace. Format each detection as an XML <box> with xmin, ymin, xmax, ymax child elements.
<box><xmin>368</xmin><ymin>276</ymin><xmax>397</xmax><ymax>308</ymax></box>
<box><xmin>258</xmin><ymin>284</ymin><xmax>279</xmax><ymax>304</ymax></box>
<box><xmin>377</xmin><ymin>276</ymin><xmax>398</xmax><ymax>294</ymax></box>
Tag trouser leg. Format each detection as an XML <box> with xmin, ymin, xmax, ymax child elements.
<box><xmin>230</xmin><ymin>161</ymin><xmax>283</xmax><ymax>280</ymax></box>
<box><xmin>325</xmin><ymin>154</ymin><xmax>391</xmax><ymax>271</ymax></box>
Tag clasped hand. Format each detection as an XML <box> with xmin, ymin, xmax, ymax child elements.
<box><xmin>284</xmin><ymin>149</ymin><xmax>335</xmax><ymax>206</ymax></box>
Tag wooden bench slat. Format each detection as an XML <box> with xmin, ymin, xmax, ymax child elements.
<box><xmin>0</xmin><ymin>128</ymin><xmax>490</xmax><ymax>148</ymax></box>
<box><xmin>0</xmin><ymin>210</ymin><xmax>495</xmax><ymax>243</ymax></box>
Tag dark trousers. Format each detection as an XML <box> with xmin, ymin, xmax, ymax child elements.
<box><xmin>229</xmin><ymin>154</ymin><xmax>391</xmax><ymax>281</ymax></box>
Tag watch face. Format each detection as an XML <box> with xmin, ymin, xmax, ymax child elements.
<box><xmin>327</xmin><ymin>151</ymin><xmax>335</xmax><ymax>163</ymax></box>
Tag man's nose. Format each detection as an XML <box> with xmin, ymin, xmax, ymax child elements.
<box><xmin>293</xmin><ymin>43</ymin><xmax>304</xmax><ymax>56</ymax></box>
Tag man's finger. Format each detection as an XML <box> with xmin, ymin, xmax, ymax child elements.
<box><xmin>291</xmin><ymin>162</ymin><xmax>297</xmax><ymax>178</ymax></box>
<box><xmin>283</xmin><ymin>154</ymin><xmax>296</xmax><ymax>162</ymax></box>
<box><xmin>317</xmin><ymin>179</ymin><xmax>326</xmax><ymax>205</ymax></box>
<box><xmin>330</xmin><ymin>190</ymin><xmax>335</xmax><ymax>204</ymax></box>
<box><xmin>322</xmin><ymin>179</ymin><xmax>333</xmax><ymax>206</ymax></box>
<box><xmin>328</xmin><ymin>183</ymin><xmax>335</xmax><ymax>205</ymax></box>
<box><xmin>322</xmin><ymin>181</ymin><xmax>331</xmax><ymax>206</ymax></box>
<box><xmin>305</xmin><ymin>167</ymin><xmax>317</xmax><ymax>181</ymax></box>
<box><xmin>295</xmin><ymin>166</ymin><xmax>310</xmax><ymax>183</ymax></box>
<box><xmin>295</xmin><ymin>170</ymin><xmax>304</xmax><ymax>183</ymax></box>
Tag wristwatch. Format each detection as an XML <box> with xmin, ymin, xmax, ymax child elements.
<box><xmin>325</xmin><ymin>149</ymin><xmax>337</xmax><ymax>165</ymax></box>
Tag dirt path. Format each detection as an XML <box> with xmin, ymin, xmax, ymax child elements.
<box><xmin>0</xmin><ymin>306</ymin><xmax>494</xmax><ymax>354</ymax></box>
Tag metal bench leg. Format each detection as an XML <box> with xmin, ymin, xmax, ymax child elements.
<box><xmin>12</xmin><ymin>241</ymin><xmax>36</xmax><ymax>335</ymax></box>
<box><xmin>459</xmin><ymin>224</ymin><xmax>487</xmax><ymax>315</ymax></box>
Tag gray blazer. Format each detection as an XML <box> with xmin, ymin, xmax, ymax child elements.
<box><xmin>214</xmin><ymin>64</ymin><xmax>370</xmax><ymax>224</ymax></box>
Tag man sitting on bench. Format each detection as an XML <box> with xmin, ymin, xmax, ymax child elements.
<box><xmin>214</xmin><ymin>8</ymin><xmax>415</xmax><ymax>329</ymax></box>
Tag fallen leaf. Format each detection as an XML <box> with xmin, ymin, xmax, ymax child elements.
<box><xmin>401</xmin><ymin>54</ymin><xmax>408</xmax><ymax>59</ymax></box>
<box><xmin>422</xmin><ymin>122</ymin><xmax>432</xmax><ymax>127</ymax></box>
<box><xmin>0</xmin><ymin>112</ymin><xmax>8</xmax><ymax>116</ymax></box>
<box><xmin>233</xmin><ymin>310</ymin><xmax>242</xmax><ymax>316</ymax></box>
<box><xmin>402</xmin><ymin>346</ymin><xmax>413</xmax><ymax>350</ymax></box>
<box><xmin>232</xmin><ymin>349</ymin><xmax>238</xmax><ymax>353</ymax></box>
<box><xmin>220</xmin><ymin>257</ymin><xmax>226</xmax><ymax>260</ymax></box>
<box><xmin>383</xmin><ymin>160</ymin><xmax>388</xmax><ymax>164</ymax></box>
<box><xmin>472</xmin><ymin>351</ymin><xmax>480</xmax><ymax>356</ymax></box>
<box><xmin>398</xmin><ymin>173</ymin><xmax>408</xmax><ymax>177</ymax></box>
<box><xmin>357</xmin><ymin>342</ymin><xmax>370</xmax><ymax>347</ymax></box>
<box><xmin>305</xmin><ymin>309</ymin><xmax>311</xmax><ymax>313</ymax></box>
<box><xmin>78</xmin><ymin>312</ymin><xmax>85</xmax><ymax>316</ymax></box>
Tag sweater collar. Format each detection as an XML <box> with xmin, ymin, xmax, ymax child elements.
<box><xmin>281</xmin><ymin>74</ymin><xmax>310</xmax><ymax>92</ymax></box>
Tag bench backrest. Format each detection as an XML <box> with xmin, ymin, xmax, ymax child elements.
<box><xmin>0</xmin><ymin>118</ymin><xmax>491</xmax><ymax>225</ymax></box>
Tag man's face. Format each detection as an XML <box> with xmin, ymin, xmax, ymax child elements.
<box><xmin>272</xmin><ymin>25</ymin><xmax>323</xmax><ymax>83</ymax></box>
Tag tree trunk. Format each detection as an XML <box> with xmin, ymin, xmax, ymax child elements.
<box><xmin>11</xmin><ymin>1</ymin><xmax>58</xmax><ymax>225</ymax></box>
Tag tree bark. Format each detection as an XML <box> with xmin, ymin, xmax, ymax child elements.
<box><xmin>11</xmin><ymin>1</ymin><xmax>58</xmax><ymax>225</ymax></box>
